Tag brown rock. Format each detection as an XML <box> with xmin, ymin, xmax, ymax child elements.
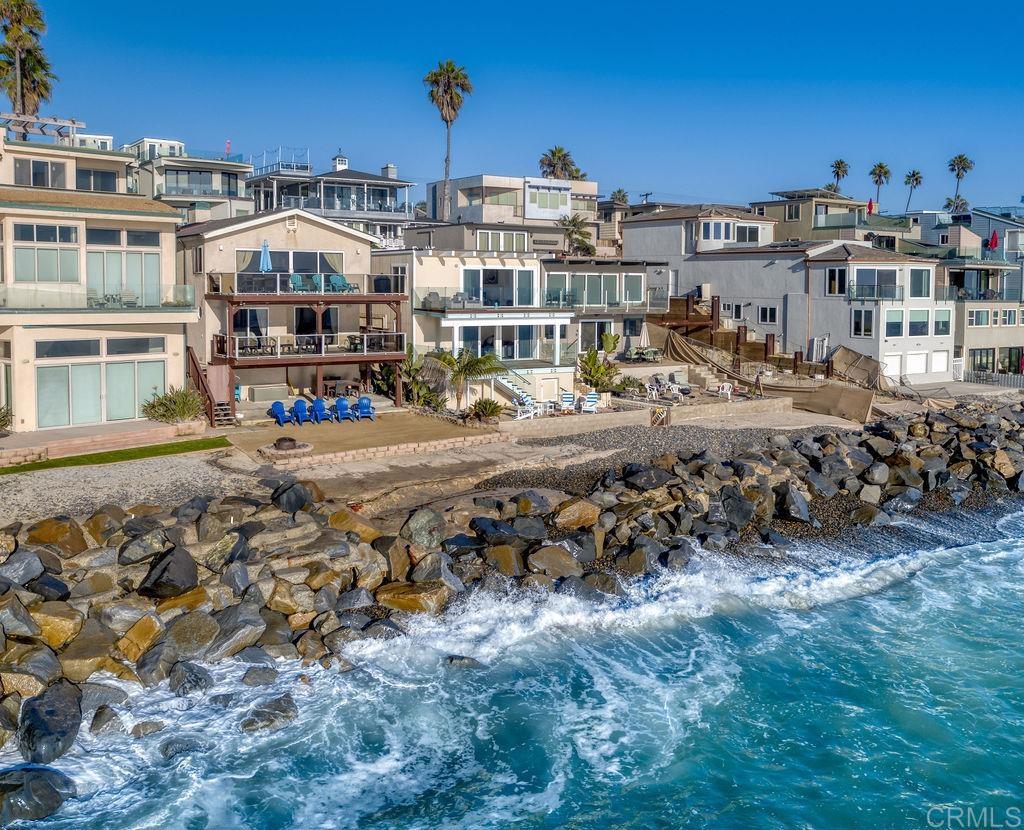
<box><xmin>83</xmin><ymin>505</ymin><xmax>128</xmax><ymax>545</ymax></box>
<box><xmin>131</xmin><ymin>720</ymin><xmax>165</xmax><ymax>738</ymax></box>
<box><xmin>116</xmin><ymin>613</ymin><xmax>165</xmax><ymax>663</ymax></box>
<box><xmin>155</xmin><ymin>587</ymin><xmax>212</xmax><ymax>619</ymax></box>
<box><xmin>527</xmin><ymin>546</ymin><xmax>583</xmax><ymax>579</ymax></box>
<box><xmin>484</xmin><ymin>545</ymin><xmax>524</xmax><ymax>576</ymax></box>
<box><xmin>375</xmin><ymin>581</ymin><xmax>452</xmax><ymax>615</ymax></box>
<box><xmin>327</xmin><ymin>508</ymin><xmax>383</xmax><ymax>542</ymax></box>
<box><xmin>127</xmin><ymin>504</ymin><xmax>164</xmax><ymax>518</ymax></box>
<box><xmin>24</xmin><ymin>518</ymin><xmax>89</xmax><ymax>558</ymax></box>
<box><xmin>552</xmin><ymin>498</ymin><xmax>601</xmax><ymax>530</ymax></box>
<box><xmin>304</xmin><ymin>562</ymin><xmax>337</xmax><ymax>591</ymax></box>
<box><xmin>0</xmin><ymin>644</ymin><xmax>61</xmax><ymax>697</ymax></box>
<box><xmin>164</xmin><ymin>611</ymin><xmax>220</xmax><ymax>659</ymax></box>
<box><xmin>287</xmin><ymin>611</ymin><xmax>317</xmax><ymax>630</ymax></box>
<box><xmin>28</xmin><ymin>602</ymin><xmax>83</xmax><ymax>650</ymax></box>
<box><xmin>58</xmin><ymin>620</ymin><xmax>122</xmax><ymax>682</ymax></box>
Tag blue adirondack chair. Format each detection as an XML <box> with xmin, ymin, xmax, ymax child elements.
<box><xmin>292</xmin><ymin>399</ymin><xmax>313</xmax><ymax>425</ymax></box>
<box><xmin>269</xmin><ymin>401</ymin><xmax>293</xmax><ymax>427</ymax></box>
<box><xmin>329</xmin><ymin>274</ymin><xmax>358</xmax><ymax>294</ymax></box>
<box><xmin>310</xmin><ymin>397</ymin><xmax>333</xmax><ymax>423</ymax></box>
<box><xmin>354</xmin><ymin>396</ymin><xmax>376</xmax><ymax>421</ymax></box>
<box><xmin>333</xmin><ymin>398</ymin><xmax>357</xmax><ymax>422</ymax></box>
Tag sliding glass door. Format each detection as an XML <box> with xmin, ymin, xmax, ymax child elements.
<box><xmin>36</xmin><ymin>363</ymin><xmax>102</xmax><ymax>427</ymax></box>
<box><xmin>105</xmin><ymin>362</ymin><xmax>136</xmax><ymax>421</ymax></box>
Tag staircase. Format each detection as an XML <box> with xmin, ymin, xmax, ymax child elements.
<box><xmin>187</xmin><ymin>346</ymin><xmax>235</xmax><ymax>428</ymax></box>
<box><xmin>686</xmin><ymin>363</ymin><xmax>728</xmax><ymax>390</ymax></box>
<box><xmin>492</xmin><ymin>375</ymin><xmax>530</xmax><ymax>405</ymax></box>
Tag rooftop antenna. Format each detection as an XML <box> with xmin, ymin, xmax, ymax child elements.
<box><xmin>639</xmin><ymin>192</ymin><xmax>653</xmax><ymax>204</ymax></box>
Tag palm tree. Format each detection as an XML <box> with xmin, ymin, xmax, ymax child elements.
<box><xmin>830</xmin><ymin>159</ymin><xmax>849</xmax><ymax>191</ymax></box>
<box><xmin>558</xmin><ymin>213</ymin><xmax>596</xmax><ymax>256</ymax></box>
<box><xmin>903</xmin><ymin>170</ymin><xmax>923</xmax><ymax>213</ymax></box>
<box><xmin>609</xmin><ymin>188</ymin><xmax>628</xmax><ymax>204</ymax></box>
<box><xmin>822</xmin><ymin>182</ymin><xmax>840</xmax><ymax>194</ymax></box>
<box><xmin>570</xmin><ymin>165</ymin><xmax>587</xmax><ymax>181</ymax></box>
<box><xmin>0</xmin><ymin>0</ymin><xmax>45</xmax><ymax>116</ymax></box>
<box><xmin>420</xmin><ymin>349</ymin><xmax>504</xmax><ymax>412</ymax></box>
<box><xmin>539</xmin><ymin>146</ymin><xmax>575</xmax><ymax>179</ymax></box>
<box><xmin>423</xmin><ymin>60</ymin><xmax>473</xmax><ymax>222</ymax></box>
<box><xmin>944</xmin><ymin>195</ymin><xmax>969</xmax><ymax>214</ymax></box>
<box><xmin>869</xmin><ymin>162</ymin><xmax>891</xmax><ymax>205</ymax></box>
<box><xmin>0</xmin><ymin>41</ymin><xmax>54</xmax><ymax>118</ymax></box>
<box><xmin>948</xmin><ymin>153</ymin><xmax>974</xmax><ymax>200</ymax></box>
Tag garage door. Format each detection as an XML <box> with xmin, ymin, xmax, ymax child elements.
<box><xmin>932</xmin><ymin>351</ymin><xmax>949</xmax><ymax>373</ymax></box>
<box><xmin>882</xmin><ymin>353</ymin><xmax>902</xmax><ymax>379</ymax></box>
<box><xmin>906</xmin><ymin>352</ymin><xmax>928</xmax><ymax>375</ymax></box>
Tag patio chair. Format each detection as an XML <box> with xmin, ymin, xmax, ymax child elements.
<box><xmin>513</xmin><ymin>396</ymin><xmax>537</xmax><ymax>420</ymax></box>
<box><xmin>560</xmin><ymin>390</ymin><xmax>576</xmax><ymax>413</ymax></box>
<box><xmin>718</xmin><ymin>382</ymin><xmax>734</xmax><ymax>402</ymax></box>
<box><xmin>311</xmin><ymin>397</ymin><xmax>334</xmax><ymax>423</ymax></box>
<box><xmin>269</xmin><ymin>401</ymin><xmax>294</xmax><ymax>427</ymax></box>
<box><xmin>329</xmin><ymin>274</ymin><xmax>358</xmax><ymax>294</ymax></box>
<box><xmin>354</xmin><ymin>395</ymin><xmax>376</xmax><ymax>421</ymax></box>
<box><xmin>291</xmin><ymin>399</ymin><xmax>313</xmax><ymax>425</ymax></box>
<box><xmin>333</xmin><ymin>398</ymin><xmax>357</xmax><ymax>423</ymax></box>
<box><xmin>581</xmin><ymin>392</ymin><xmax>600</xmax><ymax>413</ymax></box>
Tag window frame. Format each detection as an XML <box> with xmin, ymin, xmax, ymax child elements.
<box><xmin>757</xmin><ymin>305</ymin><xmax>778</xmax><ymax>325</ymax></box>
<box><xmin>825</xmin><ymin>267</ymin><xmax>847</xmax><ymax>296</ymax></box>
<box><xmin>907</xmin><ymin>309</ymin><xmax>929</xmax><ymax>337</ymax></box>
<box><xmin>885</xmin><ymin>309</ymin><xmax>904</xmax><ymax>338</ymax></box>
<box><xmin>852</xmin><ymin>308</ymin><xmax>875</xmax><ymax>338</ymax></box>
<box><xmin>785</xmin><ymin>203</ymin><xmax>801</xmax><ymax>222</ymax></box>
<box><xmin>933</xmin><ymin>308</ymin><xmax>951</xmax><ymax>336</ymax></box>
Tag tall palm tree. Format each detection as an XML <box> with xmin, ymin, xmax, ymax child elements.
<box><xmin>822</xmin><ymin>182</ymin><xmax>840</xmax><ymax>194</ymax></box>
<box><xmin>558</xmin><ymin>213</ymin><xmax>596</xmax><ymax>256</ymax></box>
<box><xmin>539</xmin><ymin>146</ymin><xmax>575</xmax><ymax>179</ymax></box>
<box><xmin>419</xmin><ymin>349</ymin><xmax>504</xmax><ymax>412</ymax></box>
<box><xmin>944</xmin><ymin>195</ymin><xmax>969</xmax><ymax>214</ymax></box>
<box><xmin>609</xmin><ymin>188</ymin><xmax>628</xmax><ymax>204</ymax></box>
<box><xmin>948</xmin><ymin>153</ymin><xmax>974</xmax><ymax>200</ymax></box>
<box><xmin>0</xmin><ymin>0</ymin><xmax>45</xmax><ymax>116</ymax></box>
<box><xmin>869</xmin><ymin>162</ymin><xmax>891</xmax><ymax>204</ymax></box>
<box><xmin>423</xmin><ymin>60</ymin><xmax>473</xmax><ymax>222</ymax></box>
<box><xmin>830</xmin><ymin>159</ymin><xmax>849</xmax><ymax>191</ymax></box>
<box><xmin>903</xmin><ymin>170</ymin><xmax>923</xmax><ymax>213</ymax></box>
<box><xmin>0</xmin><ymin>41</ymin><xmax>54</xmax><ymax>118</ymax></box>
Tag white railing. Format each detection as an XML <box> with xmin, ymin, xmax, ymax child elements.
<box><xmin>221</xmin><ymin>331</ymin><xmax>405</xmax><ymax>360</ymax></box>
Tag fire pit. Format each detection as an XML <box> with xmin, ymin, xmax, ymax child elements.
<box><xmin>258</xmin><ymin>436</ymin><xmax>313</xmax><ymax>461</ymax></box>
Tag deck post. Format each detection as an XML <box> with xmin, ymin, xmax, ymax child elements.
<box><xmin>794</xmin><ymin>350</ymin><xmax>803</xmax><ymax>372</ymax></box>
<box><xmin>765</xmin><ymin>333</ymin><xmax>775</xmax><ymax>359</ymax></box>
<box><xmin>394</xmin><ymin>364</ymin><xmax>404</xmax><ymax>407</ymax></box>
<box><xmin>711</xmin><ymin>296</ymin><xmax>720</xmax><ymax>331</ymax></box>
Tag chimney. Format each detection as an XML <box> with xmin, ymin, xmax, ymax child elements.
<box><xmin>332</xmin><ymin>151</ymin><xmax>349</xmax><ymax>172</ymax></box>
<box><xmin>381</xmin><ymin>163</ymin><xmax>397</xmax><ymax>180</ymax></box>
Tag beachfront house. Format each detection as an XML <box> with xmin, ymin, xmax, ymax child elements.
<box><xmin>0</xmin><ymin>115</ymin><xmax>196</xmax><ymax>433</ymax></box>
<box><xmin>179</xmin><ymin>208</ymin><xmax>408</xmax><ymax>419</ymax></box>
<box><xmin>246</xmin><ymin>148</ymin><xmax>415</xmax><ymax>248</ymax></box>
<box><xmin>124</xmin><ymin>136</ymin><xmax>254</xmax><ymax>225</ymax></box>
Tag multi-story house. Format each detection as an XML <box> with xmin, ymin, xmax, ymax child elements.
<box><xmin>904</xmin><ymin>209</ymin><xmax>1024</xmax><ymax>375</ymax></box>
<box><xmin>124</xmin><ymin>137</ymin><xmax>254</xmax><ymax>225</ymax></box>
<box><xmin>246</xmin><ymin>148</ymin><xmax>414</xmax><ymax>247</ymax></box>
<box><xmin>426</xmin><ymin>173</ymin><xmax>609</xmax><ymax>255</ymax></box>
<box><xmin>57</xmin><ymin>132</ymin><xmax>114</xmax><ymax>151</ymax></box>
<box><xmin>621</xmin><ymin>204</ymin><xmax>777</xmax><ymax>295</ymax></box>
<box><xmin>0</xmin><ymin>116</ymin><xmax>197</xmax><ymax>432</ymax></box>
<box><xmin>178</xmin><ymin>208</ymin><xmax>407</xmax><ymax>418</ymax></box>
<box><xmin>750</xmin><ymin>188</ymin><xmax>920</xmax><ymax>250</ymax></box>
<box><xmin>682</xmin><ymin>240</ymin><xmax>954</xmax><ymax>383</ymax></box>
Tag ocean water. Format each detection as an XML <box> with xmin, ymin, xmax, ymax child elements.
<box><xmin>18</xmin><ymin>506</ymin><xmax>1024</xmax><ymax>830</ymax></box>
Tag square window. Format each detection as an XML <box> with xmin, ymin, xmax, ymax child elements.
<box><xmin>908</xmin><ymin>309</ymin><xmax>929</xmax><ymax>336</ymax></box>
<box><xmin>885</xmin><ymin>309</ymin><xmax>904</xmax><ymax>337</ymax></box>
<box><xmin>758</xmin><ymin>306</ymin><xmax>777</xmax><ymax>325</ymax></box>
<box><xmin>934</xmin><ymin>309</ymin><xmax>951</xmax><ymax>336</ymax></box>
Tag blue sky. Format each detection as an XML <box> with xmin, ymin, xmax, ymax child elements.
<box><xmin>40</xmin><ymin>0</ymin><xmax>1024</xmax><ymax>211</ymax></box>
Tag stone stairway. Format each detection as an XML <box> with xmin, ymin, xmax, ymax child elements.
<box><xmin>686</xmin><ymin>363</ymin><xmax>728</xmax><ymax>390</ymax></box>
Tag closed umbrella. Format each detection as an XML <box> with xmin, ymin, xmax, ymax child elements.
<box><xmin>638</xmin><ymin>322</ymin><xmax>651</xmax><ymax>348</ymax></box>
<box><xmin>259</xmin><ymin>240</ymin><xmax>272</xmax><ymax>273</ymax></box>
<box><xmin>867</xmin><ymin>198</ymin><xmax>874</xmax><ymax>215</ymax></box>
<box><xmin>990</xmin><ymin>230</ymin><xmax>999</xmax><ymax>251</ymax></box>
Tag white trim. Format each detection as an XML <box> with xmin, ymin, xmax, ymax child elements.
<box><xmin>198</xmin><ymin>208</ymin><xmax>378</xmax><ymax>244</ymax></box>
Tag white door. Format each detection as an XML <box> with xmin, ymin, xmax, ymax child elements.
<box><xmin>931</xmin><ymin>351</ymin><xmax>949</xmax><ymax>373</ymax></box>
<box><xmin>882</xmin><ymin>353</ymin><xmax>902</xmax><ymax>379</ymax></box>
<box><xmin>905</xmin><ymin>352</ymin><xmax>928</xmax><ymax>375</ymax></box>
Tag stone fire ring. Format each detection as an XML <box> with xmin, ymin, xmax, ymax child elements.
<box><xmin>258</xmin><ymin>437</ymin><xmax>314</xmax><ymax>461</ymax></box>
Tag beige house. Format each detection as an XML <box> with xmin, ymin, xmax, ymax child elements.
<box><xmin>0</xmin><ymin>127</ymin><xmax>194</xmax><ymax>433</ymax></box>
<box><xmin>750</xmin><ymin>188</ymin><xmax>920</xmax><ymax>249</ymax></box>
<box><xmin>179</xmin><ymin>209</ymin><xmax>407</xmax><ymax>414</ymax></box>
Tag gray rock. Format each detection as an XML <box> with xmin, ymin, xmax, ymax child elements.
<box><xmin>118</xmin><ymin>528</ymin><xmax>171</xmax><ymax>565</ymax></box>
<box><xmin>400</xmin><ymin>508</ymin><xmax>446</xmax><ymax>549</ymax></box>
<box><xmin>527</xmin><ymin>546</ymin><xmax>584</xmax><ymax>579</ymax></box>
<box><xmin>0</xmin><ymin>765</ymin><xmax>76</xmax><ymax>825</ymax></box>
<box><xmin>165</xmin><ymin>611</ymin><xmax>220</xmax><ymax>660</ymax></box>
<box><xmin>220</xmin><ymin>561</ymin><xmax>250</xmax><ymax>596</ymax></box>
<box><xmin>240</xmin><ymin>694</ymin><xmax>298</xmax><ymax>733</ymax></box>
<box><xmin>89</xmin><ymin>704</ymin><xmax>125</xmax><ymax>735</ymax></box>
<box><xmin>136</xmin><ymin>641</ymin><xmax>178</xmax><ymax>688</ymax></box>
<box><xmin>0</xmin><ymin>592</ymin><xmax>40</xmax><ymax>637</ymax></box>
<box><xmin>79</xmin><ymin>682</ymin><xmax>129</xmax><ymax>716</ymax></box>
<box><xmin>859</xmin><ymin>484</ymin><xmax>882</xmax><ymax>505</ymax></box>
<box><xmin>555</xmin><ymin>575</ymin><xmax>606</xmax><ymax>602</ymax></box>
<box><xmin>445</xmin><ymin>655</ymin><xmax>484</xmax><ymax>669</ymax></box>
<box><xmin>234</xmin><ymin>646</ymin><xmax>275</xmax><ymax>666</ymax></box>
<box><xmin>160</xmin><ymin>735</ymin><xmax>204</xmax><ymax>760</ymax></box>
<box><xmin>17</xmin><ymin>680</ymin><xmax>82</xmax><ymax>764</ymax></box>
<box><xmin>137</xmin><ymin>546</ymin><xmax>199</xmax><ymax>599</ymax></box>
<box><xmin>774</xmin><ymin>482</ymin><xmax>810</xmax><ymax>523</ymax></box>
<box><xmin>661</xmin><ymin>540</ymin><xmax>697</xmax><ymax>570</ymax></box>
<box><xmin>335</xmin><ymin>588</ymin><xmax>374</xmax><ymax>611</ymax></box>
<box><xmin>863</xmin><ymin>462</ymin><xmax>890</xmax><ymax>486</ymax></box>
<box><xmin>24</xmin><ymin>573</ymin><xmax>70</xmax><ymax>602</ymax></box>
<box><xmin>241</xmin><ymin>667</ymin><xmax>279</xmax><ymax>687</ymax></box>
<box><xmin>0</xmin><ymin>550</ymin><xmax>44</xmax><ymax>586</ymax></box>
<box><xmin>207</xmin><ymin>603</ymin><xmax>266</xmax><ymax>662</ymax></box>
<box><xmin>168</xmin><ymin>661</ymin><xmax>214</xmax><ymax>697</ymax></box>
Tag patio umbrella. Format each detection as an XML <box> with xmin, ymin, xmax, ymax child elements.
<box><xmin>867</xmin><ymin>198</ymin><xmax>874</xmax><ymax>215</ymax></box>
<box><xmin>258</xmin><ymin>240</ymin><xmax>272</xmax><ymax>273</ymax></box>
<box><xmin>638</xmin><ymin>321</ymin><xmax>651</xmax><ymax>348</ymax></box>
<box><xmin>990</xmin><ymin>230</ymin><xmax>999</xmax><ymax>251</ymax></box>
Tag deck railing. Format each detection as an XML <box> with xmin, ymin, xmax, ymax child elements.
<box><xmin>207</xmin><ymin>272</ymin><xmax>406</xmax><ymax>296</ymax></box>
<box><xmin>213</xmin><ymin>331</ymin><xmax>405</xmax><ymax>360</ymax></box>
<box><xmin>0</xmin><ymin>283</ymin><xmax>194</xmax><ymax>312</ymax></box>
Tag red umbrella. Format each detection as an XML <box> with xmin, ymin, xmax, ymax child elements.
<box><xmin>867</xmin><ymin>198</ymin><xmax>874</xmax><ymax>215</ymax></box>
<box><xmin>990</xmin><ymin>230</ymin><xmax>999</xmax><ymax>250</ymax></box>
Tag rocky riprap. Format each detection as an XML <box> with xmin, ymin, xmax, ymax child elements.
<box><xmin>0</xmin><ymin>401</ymin><xmax>1022</xmax><ymax>823</ymax></box>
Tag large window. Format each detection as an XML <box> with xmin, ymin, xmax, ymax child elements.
<box><xmin>736</xmin><ymin>225</ymin><xmax>759</xmax><ymax>244</ymax></box>
<box><xmin>1003</xmin><ymin>308</ymin><xmax>1018</xmax><ymax>327</ymax></box>
<box><xmin>232</xmin><ymin>308</ymin><xmax>268</xmax><ymax>335</ymax></box>
<box><xmin>223</xmin><ymin>173</ymin><xmax>239</xmax><ymax>197</ymax></box>
<box><xmin>785</xmin><ymin>203</ymin><xmax>801</xmax><ymax>221</ymax></box>
<box><xmin>86</xmin><ymin>251</ymin><xmax>161</xmax><ymax>306</ymax></box>
<box><xmin>908</xmin><ymin>309</ymin><xmax>929</xmax><ymax>337</ymax></box>
<box><xmin>476</xmin><ymin>231</ymin><xmax>526</xmax><ymax>252</ymax></box>
<box><xmin>967</xmin><ymin>309</ymin><xmax>991</xmax><ymax>327</ymax></box>
<box><xmin>623</xmin><ymin>274</ymin><xmax>643</xmax><ymax>304</ymax></box>
<box><xmin>15</xmin><ymin>157</ymin><xmax>65</xmax><ymax>188</ymax></box>
<box><xmin>970</xmin><ymin>348</ymin><xmax>995</xmax><ymax>372</ymax></box>
<box><xmin>934</xmin><ymin>308</ymin><xmax>951</xmax><ymax>336</ymax></box>
<box><xmin>76</xmin><ymin>168</ymin><xmax>117</xmax><ymax>192</ymax></box>
<box><xmin>885</xmin><ymin>309</ymin><xmax>904</xmax><ymax>337</ymax></box>
<box><xmin>623</xmin><ymin>318</ymin><xmax>643</xmax><ymax>336</ymax></box>
<box><xmin>13</xmin><ymin>224</ymin><xmax>79</xmax><ymax>284</ymax></box>
<box><xmin>910</xmin><ymin>268</ymin><xmax>931</xmax><ymax>299</ymax></box>
<box><xmin>826</xmin><ymin>267</ymin><xmax>847</xmax><ymax>296</ymax></box>
<box><xmin>164</xmin><ymin>169</ymin><xmax>213</xmax><ymax>194</ymax></box>
<box><xmin>294</xmin><ymin>307</ymin><xmax>338</xmax><ymax>334</ymax></box>
<box><xmin>530</xmin><ymin>190</ymin><xmax>567</xmax><ymax>210</ymax></box>
<box><xmin>235</xmin><ymin>249</ymin><xmax>344</xmax><ymax>274</ymax></box>
<box><xmin>580</xmin><ymin>320</ymin><xmax>612</xmax><ymax>351</ymax></box>
<box><xmin>852</xmin><ymin>308</ymin><xmax>874</xmax><ymax>337</ymax></box>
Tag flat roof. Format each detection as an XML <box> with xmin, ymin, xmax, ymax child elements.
<box><xmin>621</xmin><ymin>203</ymin><xmax>776</xmax><ymax>224</ymax></box>
<box><xmin>4</xmin><ymin>138</ymin><xmax>133</xmax><ymax>160</ymax></box>
<box><xmin>0</xmin><ymin>185</ymin><xmax>179</xmax><ymax>217</ymax></box>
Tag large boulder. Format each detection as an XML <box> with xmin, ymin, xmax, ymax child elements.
<box><xmin>774</xmin><ymin>482</ymin><xmax>810</xmax><ymax>523</ymax></box>
<box><xmin>164</xmin><ymin>611</ymin><xmax>220</xmax><ymax>660</ymax></box>
<box><xmin>0</xmin><ymin>765</ymin><xmax>77</xmax><ymax>825</ymax></box>
<box><xmin>168</xmin><ymin>661</ymin><xmax>214</xmax><ymax>697</ymax></box>
<box><xmin>526</xmin><ymin>546</ymin><xmax>584</xmax><ymax>579</ymax></box>
<box><xmin>0</xmin><ymin>593</ymin><xmax>41</xmax><ymax>638</ymax></box>
<box><xmin>400</xmin><ymin>508</ymin><xmax>447</xmax><ymax>550</ymax></box>
<box><xmin>484</xmin><ymin>545</ymin><xmax>524</xmax><ymax>577</ymax></box>
<box><xmin>57</xmin><ymin>620</ymin><xmax>122</xmax><ymax>683</ymax></box>
<box><xmin>0</xmin><ymin>645</ymin><xmax>62</xmax><ymax>699</ymax></box>
<box><xmin>271</xmin><ymin>481</ymin><xmax>313</xmax><ymax>516</ymax></box>
<box><xmin>25</xmin><ymin>518</ymin><xmax>89</xmax><ymax>558</ymax></box>
<box><xmin>17</xmin><ymin>680</ymin><xmax>82</xmax><ymax>764</ymax></box>
<box><xmin>375</xmin><ymin>581</ymin><xmax>452</xmax><ymax>615</ymax></box>
<box><xmin>512</xmin><ymin>490</ymin><xmax>552</xmax><ymax>517</ymax></box>
<box><xmin>137</xmin><ymin>547</ymin><xmax>199</xmax><ymax>598</ymax></box>
<box><xmin>28</xmin><ymin>602</ymin><xmax>83</xmax><ymax>650</ymax></box>
<box><xmin>84</xmin><ymin>504</ymin><xmax>128</xmax><ymax>544</ymax></box>
<box><xmin>118</xmin><ymin>528</ymin><xmax>172</xmax><ymax>566</ymax></box>
<box><xmin>552</xmin><ymin>498</ymin><xmax>601</xmax><ymax>530</ymax></box>
<box><xmin>206</xmin><ymin>603</ymin><xmax>266</xmax><ymax>661</ymax></box>
<box><xmin>240</xmin><ymin>694</ymin><xmax>298</xmax><ymax>733</ymax></box>
<box><xmin>0</xmin><ymin>550</ymin><xmax>44</xmax><ymax>586</ymax></box>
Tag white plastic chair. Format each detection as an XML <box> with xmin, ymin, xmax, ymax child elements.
<box><xmin>718</xmin><ymin>382</ymin><xmax>734</xmax><ymax>401</ymax></box>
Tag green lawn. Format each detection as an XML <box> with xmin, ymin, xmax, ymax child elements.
<box><xmin>0</xmin><ymin>436</ymin><xmax>232</xmax><ymax>476</ymax></box>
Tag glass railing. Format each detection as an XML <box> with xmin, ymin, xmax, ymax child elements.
<box><xmin>813</xmin><ymin>212</ymin><xmax>861</xmax><ymax>228</ymax></box>
<box><xmin>207</xmin><ymin>272</ymin><xmax>406</xmax><ymax>296</ymax></box>
<box><xmin>541</xmin><ymin>286</ymin><xmax>669</xmax><ymax>312</ymax></box>
<box><xmin>416</xmin><ymin>285</ymin><xmax>668</xmax><ymax>313</ymax></box>
<box><xmin>0</xmin><ymin>283</ymin><xmax>195</xmax><ymax>312</ymax></box>
<box><xmin>213</xmin><ymin>331</ymin><xmax>405</xmax><ymax>360</ymax></box>
<box><xmin>279</xmin><ymin>196</ymin><xmax>411</xmax><ymax>215</ymax></box>
<box><xmin>157</xmin><ymin>184</ymin><xmax>243</xmax><ymax>197</ymax></box>
<box><xmin>537</xmin><ymin>338</ymin><xmax>579</xmax><ymax>366</ymax></box>
<box><xmin>848</xmin><ymin>284</ymin><xmax>903</xmax><ymax>300</ymax></box>
<box><xmin>939</xmin><ymin>286</ymin><xmax>1023</xmax><ymax>302</ymax></box>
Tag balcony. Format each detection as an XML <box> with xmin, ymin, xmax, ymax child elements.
<box><xmin>0</xmin><ymin>283</ymin><xmax>195</xmax><ymax>312</ymax></box>
<box><xmin>541</xmin><ymin>287</ymin><xmax>669</xmax><ymax>313</ymax></box>
<box><xmin>156</xmin><ymin>184</ymin><xmax>244</xmax><ymax>198</ymax></box>
<box><xmin>813</xmin><ymin>212</ymin><xmax>911</xmax><ymax>230</ymax></box>
<box><xmin>207</xmin><ymin>272</ymin><xmax>406</xmax><ymax>298</ymax></box>
<box><xmin>848</xmin><ymin>284</ymin><xmax>903</xmax><ymax>301</ymax></box>
<box><xmin>415</xmin><ymin>286</ymin><xmax>668</xmax><ymax>314</ymax></box>
<box><xmin>212</xmin><ymin>332</ymin><xmax>406</xmax><ymax>362</ymax></box>
<box><xmin>279</xmin><ymin>196</ymin><xmax>412</xmax><ymax>218</ymax></box>
<box><xmin>939</xmin><ymin>286</ymin><xmax>1023</xmax><ymax>302</ymax></box>
<box><xmin>148</xmin><ymin>149</ymin><xmax>245</xmax><ymax>163</ymax></box>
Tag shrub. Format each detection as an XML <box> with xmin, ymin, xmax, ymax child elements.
<box><xmin>577</xmin><ymin>347</ymin><xmax>621</xmax><ymax>391</ymax></box>
<box><xmin>600</xmin><ymin>331</ymin><xmax>621</xmax><ymax>355</ymax></box>
<box><xmin>141</xmin><ymin>386</ymin><xmax>206</xmax><ymax>423</ymax></box>
<box><xmin>0</xmin><ymin>405</ymin><xmax>10</xmax><ymax>433</ymax></box>
<box><xmin>467</xmin><ymin>397</ymin><xmax>504</xmax><ymax>421</ymax></box>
